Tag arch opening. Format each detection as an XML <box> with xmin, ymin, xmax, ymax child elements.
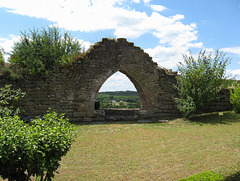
<box><xmin>96</xmin><ymin>71</ymin><xmax>141</xmax><ymax>110</ymax></box>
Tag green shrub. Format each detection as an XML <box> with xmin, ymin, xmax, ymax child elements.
<box><xmin>0</xmin><ymin>110</ymin><xmax>75</xmax><ymax>181</ymax></box>
<box><xmin>0</xmin><ymin>84</ymin><xmax>26</xmax><ymax>117</ymax></box>
<box><xmin>10</xmin><ymin>26</ymin><xmax>82</xmax><ymax>75</ymax></box>
<box><xmin>174</xmin><ymin>50</ymin><xmax>231</xmax><ymax>118</ymax></box>
<box><xmin>230</xmin><ymin>82</ymin><xmax>240</xmax><ymax>113</ymax></box>
<box><xmin>174</xmin><ymin>96</ymin><xmax>196</xmax><ymax>118</ymax></box>
<box><xmin>0</xmin><ymin>48</ymin><xmax>4</xmax><ymax>66</ymax></box>
<box><xmin>0</xmin><ymin>116</ymin><xmax>30</xmax><ymax>180</ymax></box>
<box><xmin>179</xmin><ymin>171</ymin><xmax>225</xmax><ymax>181</ymax></box>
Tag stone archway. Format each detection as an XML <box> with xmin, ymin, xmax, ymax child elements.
<box><xmin>90</xmin><ymin>69</ymin><xmax>153</xmax><ymax>113</ymax></box>
<box><xmin>92</xmin><ymin>70</ymin><xmax>146</xmax><ymax>108</ymax></box>
<box><xmin>0</xmin><ymin>38</ymin><xmax>180</xmax><ymax>121</ymax></box>
<box><xmin>78</xmin><ymin>38</ymin><xmax>178</xmax><ymax>120</ymax></box>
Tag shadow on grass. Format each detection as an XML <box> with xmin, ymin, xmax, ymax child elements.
<box><xmin>71</xmin><ymin>111</ymin><xmax>240</xmax><ymax>126</ymax></box>
<box><xmin>188</xmin><ymin>111</ymin><xmax>240</xmax><ymax>125</ymax></box>
<box><xmin>72</xmin><ymin>120</ymin><xmax>162</xmax><ymax>126</ymax></box>
<box><xmin>225</xmin><ymin>172</ymin><xmax>240</xmax><ymax>181</ymax></box>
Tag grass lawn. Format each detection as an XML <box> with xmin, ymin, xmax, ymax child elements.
<box><xmin>1</xmin><ymin>112</ymin><xmax>238</xmax><ymax>181</ymax></box>
<box><xmin>53</xmin><ymin>111</ymin><xmax>240</xmax><ymax>180</ymax></box>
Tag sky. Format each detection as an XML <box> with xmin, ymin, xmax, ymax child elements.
<box><xmin>0</xmin><ymin>0</ymin><xmax>240</xmax><ymax>92</ymax></box>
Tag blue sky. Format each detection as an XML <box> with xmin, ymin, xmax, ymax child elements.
<box><xmin>0</xmin><ymin>0</ymin><xmax>240</xmax><ymax>91</ymax></box>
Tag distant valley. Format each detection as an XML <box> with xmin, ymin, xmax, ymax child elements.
<box><xmin>96</xmin><ymin>91</ymin><xmax>140</xmax><ymax>109</ymax></box>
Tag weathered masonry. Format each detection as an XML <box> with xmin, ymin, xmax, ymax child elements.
<box><xmin>0</xmin><ymin>38</ymin><xmax>232</xmax><ymax>121</ymax></box>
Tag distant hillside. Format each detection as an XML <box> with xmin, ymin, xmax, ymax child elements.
<box><xmin>97</xmin><ymin>91</ymin><xmax>140</xmax><ymax>109</ymax></box>
<box><xmin>98</xmin><ymin>90</ymin><xmax>139</xmax><ymax>96</ymax></box>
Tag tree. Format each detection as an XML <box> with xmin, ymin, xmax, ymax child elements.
<box><xmin>174</xmin><ymin>50</ymin><xmax>231</xmax><ymax>118</ymax></box>
<box><xmin>0</xmin><ymin>48</ymin><xmax>4</xmax><ymax>66</ymax></box>
<box><xmin>230</xmin><ymin>82</ymin><xmax>240</xmax><ymax>113</ymax></box>
<box><xmin>10</xmin><ymin>26</ymin><xmax>82</xmax><ymax>75</ymax></box>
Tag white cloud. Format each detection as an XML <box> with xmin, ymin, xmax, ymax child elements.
<box><xmin>0</xmin><ymin>34</ymin><xmax>20</xmax><ymax>60</ymax></box>
<box><xmin>145</xmin><ymin>46</ymin><xmax>188</xmax><ymax>69</ymax></box>
<box><xmin>99</xmin><ymin>71</ymin><xmax>136</xmax><ymax>92</ymax></box>
<box><xmin>0</xmin><ymin>34</ymin><xmax>20</xmax><ymax>53</ymax></box>
<box><xmin>220</xmin><ymin>47</ymin><xmax>240</xmax><ymax>56</ymax></box>
<box><xmin>203</xmin><ymin>48</ymin><xmax>215</xmax><ymax>53</ymax></box>
<box><xmin>143</xmin><ymin>13</ymin><xmax>203</xmax><ymax>69</ymax></box>
<box><xmin>220</xmin><ymin>47</ymin><xmax>240</xmax><ymax>67</ymax></box>
<box><xmin>132</xmin><ymin>0</ymin><xmax>141</xmax><ymax>3</ymax></box>
<box><xmin>78</xmin><ymin>39</ymin><xmax>92</xmax><ymax>51</ymax></box>
<box><xmin>0</xmin><ymin>0</ymin><xmax>203</xmax><ymax>71</ymax></box>
<box><xmin>150</xmin><ymin>5</ymin><xmax>167</xmax><ymax>12</ymax></box>
<box><xmin>227</xmin><ymin>69</ymin><xmax>240</xmax><ymax>80</ymax></box>
<box><xmin>0</xmin><ymin>0</ymin><xmax>199</xmax><ymax>37</ymax></box>
<box><xmin>143</xmin><ymin>0</ymin><xmax>151</xmax><ymax>4</ymax></box>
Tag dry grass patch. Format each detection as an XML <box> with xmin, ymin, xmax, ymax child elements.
<box><xmin>54</xmin><ymin>112</ymin><xmax>240</xmax><ymax>180</ymax></box>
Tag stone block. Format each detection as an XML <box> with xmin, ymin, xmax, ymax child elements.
<box><xmin>73</xmin><ymin>112</ymin><xmax>85</xmax><ymax>118</ymax></box>
<box><xmin>94</xmin><ymin>110</ymin><xmax>105</xmax><ymax>116</ymax></box>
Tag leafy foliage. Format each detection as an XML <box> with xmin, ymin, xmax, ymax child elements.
<box><xmin>0</xmin><ymin>116</ymin><xmax>30</xmax><ymax>181</ymax></box>
<box><xmin>0</xmin><ymin>48</ymin><xmax>4</xmax><ymax>66</ymax></box>
<box><xmin>0</xmin><ymin>48</ymin><xmax>10</xmax><ymax>77</ymax></box>
<box><xmin>0</xmin><ymin>85</ymin><xmax>75</xmax><ymax>180</ymax></box>
<box><xmin>0</xmin><ymin>110</ymin><xmax>75</xmax><ymax>181</ymax></box>
<box><xmin>174</xmin><ymin>50</ymin><xmax>231</xmax><ymax>118</ymax></box>
<box><xmin>179</xmin><ymin>171</ymin><xmax>224</xmax><ymax>181</ymax></box>
<box><xmin>0</xmin><ymin>84</ymin><xmax>26</xmax><ymax>117</ymax></box>
<box><xmin>230</xmin><ymin>82</ymin><xmax>240</xmax><ymax>113</ymax></box>
<box><xmin>0</xmin><ymin>49</ymin><xmax>22</xmax><ymax>79</ymax></box>
<box><xmin>10</xmin><ymin>26</ymin><xmax>82</xmax><ymax>75</ymax></box>
<box><xmin>174</xmin><ymin>96</ymin><xmax>196</xmax><ymax>118</ymax></box>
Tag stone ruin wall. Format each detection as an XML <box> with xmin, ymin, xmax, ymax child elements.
<box><xmin>0</xmin><ymin>38</ymin><xmax>232</xmax><ymax>121</ymax></box>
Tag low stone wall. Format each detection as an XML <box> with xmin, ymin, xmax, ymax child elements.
<box><xmin>204</xmin><ymin>89</ymin><xmax>233</xmax><ymax>113</ymax></box>
<box><xmin>0</xmin><ymin>72</ymin><xmax>233</xmax><ymax>121</ymax></box>
<box><xmin>0</xmin><ymin>38</ymin><xmax>234</xmax><ymax>121</ymax></box>
<box><xmin>93</xmin><ymin>109</ymin><xmax>139</xmax><ymax>121</ymax></box>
